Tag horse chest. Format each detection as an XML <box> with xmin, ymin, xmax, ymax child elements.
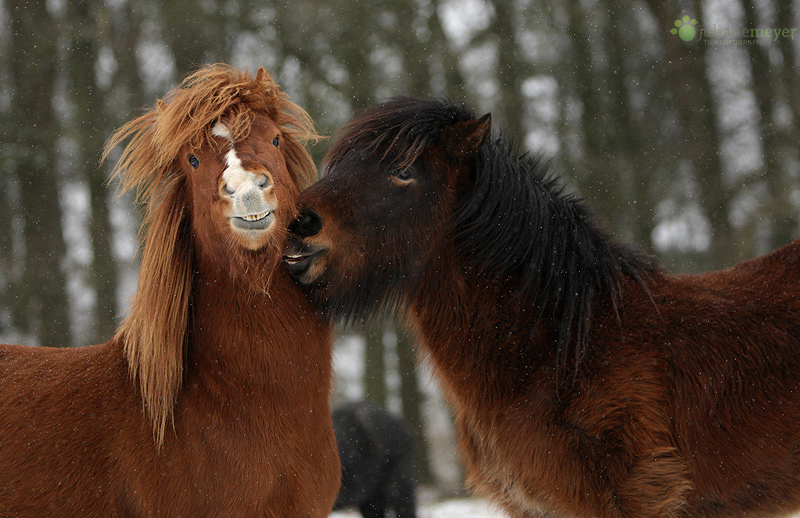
<box><xmin>134</xmin><ymin>389</ymin><xmax>338</xmax><ymax>515</ymax></box>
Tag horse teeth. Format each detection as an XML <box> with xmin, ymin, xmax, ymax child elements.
<box><xmin>241</xmin><ymin>211</ymin><xmax>270</xmax><ymax>222</ymax></box>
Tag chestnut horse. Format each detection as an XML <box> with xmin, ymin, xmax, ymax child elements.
<box><xmin>286</xmin><ymin>97</ymin><xmax>800</xmax><ymax>518</ymax></box>
<box><xmin>0</xmin><ymin>64</ymin><xmax>339</xmax><ymax>517</ymax></box>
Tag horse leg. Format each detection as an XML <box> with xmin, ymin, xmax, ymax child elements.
<box><xmin>386</xmin><ymin>474</ymin><xmax>417</xmax><ymax>518</ymax></box>
<box><xmin>615</xmin><ymin>447</ymin><xmax>692</xmax><ymax>518</ymax></box>
<box><xmin>498</xmin><ymin>500</ymin><xmax>559</xmax><ymax>518</ymax></box>
<box><xmin>382</xmin><ymin>446</ymin><xmax>417</xmax><ymax>518</ymax></box>
<box><xmin>358</xmin><ymin>496</ymin><xmax>388</xmax><ymax>518</ymax></box>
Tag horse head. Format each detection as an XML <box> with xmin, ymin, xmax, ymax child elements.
<box><xmin>285</xmin><ymin>98</ymin><xmax>490</xmax><ymax>322</ymax></box>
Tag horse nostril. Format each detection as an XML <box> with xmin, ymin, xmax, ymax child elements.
<box><xmin>258</xmin><ymin>174</ymin><xmax>272</xmax><ymax>190</ymax></box>
<box><xmin>222</xmin><ymin>183</ymin><xmax>234</xmax><ymax>195</ymax></box>
<box><xmin>290</xmin><ymin>209</ymin><xmax>323</xmax><ymax>238</ymax></box>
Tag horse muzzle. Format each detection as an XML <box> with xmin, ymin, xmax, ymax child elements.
<box><xmin>283</xmin><ymin>235</ymin><xmax>328</xmax><ymax>283</ymax></box>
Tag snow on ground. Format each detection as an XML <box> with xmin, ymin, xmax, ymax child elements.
<box><xmin>331</xmin><ymin>498</ymin><xmax>506</xmax><ymax>518</ymax></box>
<box><xmin>331</xmin><ymin>498</ymin><xmax>800</xmax><ymax>518</ymax></box>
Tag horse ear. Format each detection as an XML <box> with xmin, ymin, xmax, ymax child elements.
<box><xmin>116</xmin><ymin>176</ymin><xmax>192</xmax><ymax>448</ymax></box>
<box><xmin>255</xmin><ymin>67</ymin><xmax>266</xmax><ymax>83</ymax></box>
<box><xmin>441</xmin><ymin>113</ymin><xmax>491</xmax><ymax>159</ymax></box>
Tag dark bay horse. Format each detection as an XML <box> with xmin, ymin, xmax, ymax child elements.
<box><xmin>286</xmin><ymin>97</ymin><xmax>800</xmax><ymax>518</ymax></box>
<box><xmin>0</xmin><ymin>64</ymin><xmax>339</xmax><ymax>516</ymax></box>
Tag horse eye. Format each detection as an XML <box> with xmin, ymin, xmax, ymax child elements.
<box><xmin>272</xmin><ymin>136</ymin><xmax>279</xmax><ymax>147</ymax></box>
<box><xmin>392</xmin><ymin>169</ymin><xmax>413</xmax><ymax>182</ymax></box>
<box><xmin>188</xmin><ymin>154</ymin><xmax>200</xmax><ymax>169</ymax></box>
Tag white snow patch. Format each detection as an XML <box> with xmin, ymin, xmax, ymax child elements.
<box><xmin>331</xmin><ymin>498</ymin><xmax>506</xmax><ymax>518</ymax></box>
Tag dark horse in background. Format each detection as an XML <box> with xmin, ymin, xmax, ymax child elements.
<box><xmin>286</xmin><ymin>97</ymin><xmax>800</xmax><ymax>518</ymax></box>
<box><xmin>332</xmin><ymin>401</ymin><xmax>417</xmax><ymax>518</ymax></box>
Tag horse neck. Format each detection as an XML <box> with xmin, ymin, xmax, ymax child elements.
<box><xmin>187</xmin><ymin>257</ymin><xmax>312</xmax><ymax>388</ymax></box>
<box><xmin>410</xmin><ymin>217</ymin><xmax>648</xmax><ymax>406</ymax></box>
<box><xmin>410</xmin><ymin>251</ymin><xmax>555</xmax><ymax>405</ymax></box>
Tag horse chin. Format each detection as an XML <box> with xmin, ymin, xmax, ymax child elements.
<box><xmin>284</xmin><ymin>236</ymin><xmax>330</xmax><ymax>285</ymax></box>
<box><xmin>230</xmin><ymin>217</ymin><xmax>277</xmax><ymax>250</ymax></box>
<box><xmin>227</xmin><ymin>241</ymin><xmax>284</xmax><ymax>292</ymax></box>
<box><xmin>286</xmin><ymin>250</ymin><xmax>328</xmax><ymax>285</ymax></box>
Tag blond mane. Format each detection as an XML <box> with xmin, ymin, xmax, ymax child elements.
<box><xmin>102</xmin><ymin>64</ymin><xmax>320</xmax><ymax>446</ymax></box>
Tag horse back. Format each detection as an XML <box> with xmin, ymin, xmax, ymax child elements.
<box><xmin>642</xmin><ymin>239</ymin><xmax>800</xmax><ymax>515</ymax></box>
<box><xmin>543</xmin><ymin>240</ymin><xmax>800</xmax><ymax>517</ymax></box>
<box><xmin>658</xmin><ymin>239</ymin><xmax>800</xmax><ymax>363</ymax></box>
<box><xmin>689</xmin><ymin>238</ymin><xmax>800</xmax><ymax>288</ymax></box>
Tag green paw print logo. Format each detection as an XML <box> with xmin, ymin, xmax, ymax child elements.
<box><xmin>671</xmin><ymin>15</ymin><xmax>699</xmax><ymax>41</ymax></box>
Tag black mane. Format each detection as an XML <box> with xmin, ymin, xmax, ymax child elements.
<box><xmin>325</xmin><ymin>97</ymin><xmax>474</xmax><ymax>172</ymax></box>
<box><xmin>326</xmin><ymin>98</ymin><xmax>661</xmax><ymax>380</ymax></box>
<box><xmin>455</xmin><ymin>129</ymin><xmax>661</xmax><ymax>381</ymax></box>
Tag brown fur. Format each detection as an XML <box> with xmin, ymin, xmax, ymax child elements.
<box><xmin>0</xmin><ymin>64</ymin><xmax>339</xmax><ymax>517</ymax></box>
<box><xmin>289</xmin><ymin>98</ymin><xmax>800</xmax><ymax>518</ymax></box>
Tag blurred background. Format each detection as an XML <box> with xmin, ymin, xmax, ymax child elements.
<box><xmin>1</xmin><ymin>0</ymin><xmax>799</xmax><ymax>499</ymax></box>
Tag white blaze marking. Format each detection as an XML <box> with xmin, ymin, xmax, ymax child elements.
<box><xmin>212</xmin><ymin>121</ymin><xmax>232</xmax><ymax>140</ymax></box>
<box><xmin>222</xmin><ymin>147</ymin><xmax>261</xmax><ymax>193</ymax></box>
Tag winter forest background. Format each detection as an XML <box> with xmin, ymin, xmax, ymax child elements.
<box><xmin>1</xmin><ymin>0</ymin><xmax>800</xmax><ymax>500</ymax></box>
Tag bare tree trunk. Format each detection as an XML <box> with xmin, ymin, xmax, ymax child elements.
<box><xmin>158</xmin><ymin>0</ymin><xmax>223</xmax><ymax>77</ymax></box>
<box><xmin>0</xmin><ymin>15</ymin><xmax>11</xmax><ymax>283</ymax></box>
<box><xmin>431</xmin><ymin>0</ymin><xmax>468</xmax><ymax>100</ymax></box>
<box><xmin>109</xmin><ymin>2</ymin><xmax>147</xmax><ymax>116</ymax></box>
<box><xmin>8</xmin><ymin>0</ymin><xmax>72</xmax><ymax>347</ymax></box>
<box><xmin>395</xmin><ymin>0</ymin><xmax>433</xmax><ymax>97</ymax></box>
<box><xmin>605</xmin><ymin>0</ymin><xmax>657</xmax><ymax>251</ymax></box>
<box><xmin>566</xmin><ymin>0</ymin><xmax>624</xmax><ymax>224</ymax></box>
<box><xmin>0</xmin><ymin>177</ymin><xmax>14</xmax><ymax>336</ymax></box>
<box><xmin>363</xmin><ymin>323</ymin><xmax>387</xmax><ymax>406</ymax></box>
<box><xmin>776</xmin><ymin>0</ymin><xmax>800</xmax><ymax>126</ymax></box>
<box><xmin>641</xmin><ymin>0</ymin><xmax>733</xmax><ymax>269</ymax></box>
<box><xmin>396</xmin><ymin>327</ymin><xmax>434</xmax><ymax>485</ymax></box>
<box><xmin>741</xmin><ymin>0</ymin><xmax>796</xmax><ymax>249</ymax></box>
<box><xmin>490</xmin><ymin>0</ymin><xmax>530</xmax><ymax>143</ymax></box>
<box><xmin>66</xmin><ymin>0</ymin><xmax>120</xmax><ymax>343</ymax></box>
